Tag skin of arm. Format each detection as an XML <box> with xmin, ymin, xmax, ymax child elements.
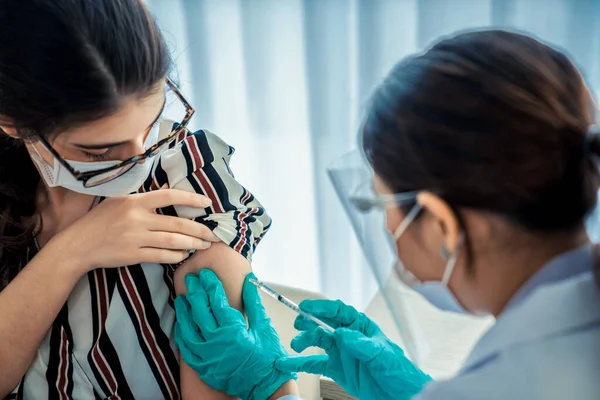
<box><xmin>0</xmin><ymin>238</ymin><xmax>87</xmax><ymax>397</ymax></box>
<box><xmin>174</xmin><ymin>242</ymin><xmax>298</xmax><ymax>400</ymax></box>
<box><xmin>174</xmin><ymin>241</ymin><xmax>250</xmax><ymax>400</ymax></box>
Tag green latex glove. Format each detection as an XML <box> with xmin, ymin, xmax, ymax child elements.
<box><xmin>276</xmin><ymin>299</ymin><xmax>432</xmax><ymax>400</ymax></box>
<box><xmin>174</xmin><ymin>270</ymin><xmax>295</xmax><ymax>400</ymax></box>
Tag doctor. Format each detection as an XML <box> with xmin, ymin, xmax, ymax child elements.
<box><xmin>174</xmin><ymin>30</ymin><xmax>600</xmax><ymax>400</ymax></box>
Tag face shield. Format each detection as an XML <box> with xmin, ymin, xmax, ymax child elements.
<box><xmin>327</xmin><ymin>150</ymin><xmax>493</xmax><ymax>377</ymax></box>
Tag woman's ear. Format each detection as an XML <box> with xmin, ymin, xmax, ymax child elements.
<box><xmin>417</xmin><ymin>192</ymin><xmax>461</xmax><ymax>253</ymax></box>
<box><xmin>0</xmin><ymin>116</ymin><xmax>18</xmax><ymax>137</ymax></box>
<box><xmin>0</xmin><ymin>127</ymin><xmax>17</xmax><ymax>137</ymax></box>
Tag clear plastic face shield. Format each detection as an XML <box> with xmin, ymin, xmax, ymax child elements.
<box><xmin>328</xmin><ymin>150</ymin><xmax>493</xmax><ymax>376</ymax></box>
<box><xmin>327</xmin><ymin>150</ymin><xmax>425</xmax><ymax>363</ymax></box>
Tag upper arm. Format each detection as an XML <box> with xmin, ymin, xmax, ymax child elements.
<box><xmin>175</xmin><ymin>244</ymin><xmax>246</xmax><ymax>399</ymax></box>
<box><xmin>151</xmin><ymin>129</ymin><xmax>269</xmax><ymax>398</ymax></box>
<box><xmin>156</xmin><ymin>129</ymin><xmax>270</xmax><ymax>299</ymax></box>
<box><xmin>173</xmin><ymin>242</ymin><xmax>249</xmax><ymax>306</ymax></box>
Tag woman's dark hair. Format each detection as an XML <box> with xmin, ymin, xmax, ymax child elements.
<box><xmin>0</xmin><ymin>0</ymin><xmax>171</xmax><ymax>286</ymax></box>
<box><xmin>362</xmin><ymin>29</ymin><xmax>600</xmax><ymax>286</ymax></box>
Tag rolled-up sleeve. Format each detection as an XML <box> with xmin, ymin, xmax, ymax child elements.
<box><xmin>150</xmin><ymin>128</ymin><xmax>271</xmax><ymax>262</ymax></box>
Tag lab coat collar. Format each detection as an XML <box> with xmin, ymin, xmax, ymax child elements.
<box><xmin>461</xmin><ymin>245</ymin><xmax>600</xmax><ymax>372</ymax></box>
<box><xmin>503</xmin><ymin>244</ymin><xmax>594</xmax><ymax>311</ymax></box>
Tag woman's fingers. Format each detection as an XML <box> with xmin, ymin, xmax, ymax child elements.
<box><xmin>147</xmin><ymin>214</ymin><xmax>219</xmax><ymax>241</ymax></box>
<box><xmin>145</xmin><ymin>231</ymin><xmax>212</xmax><ymax>251</ymax></box>
<box><xmin>140</xmin><ymin>188</ymin><xmax>213</xmax><ymax>210</ymax></box>
<box><xmin>137</xmin><ymin>248</ymin><xmax>190</xmax><ymax>264</ymax></box>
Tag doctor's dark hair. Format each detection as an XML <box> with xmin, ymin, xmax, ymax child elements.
<box><xmin>362</xmin><ymin>30</ymin><xmax>600</xmax><ymax>287</ymax></box>
<box><xmin>0</xmin><ymin>0</ymin><xmax>170</xmax><ymax>287</ymax></box>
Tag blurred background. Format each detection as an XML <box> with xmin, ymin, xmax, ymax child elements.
<box><xmin>145</xmin><ymin>0</ymin><xmax>600</xmax><ymax>309</ymax></box>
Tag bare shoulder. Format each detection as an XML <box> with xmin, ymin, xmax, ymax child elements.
<box><xmin>173</xmin><ymin>242</ymin><xmax>250</xmax><ymax>309</ymax></box>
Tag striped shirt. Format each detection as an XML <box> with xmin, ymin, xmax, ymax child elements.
<box><xmin>7</xmin><ymin>123</ymin><xmax>271</xmax><ymax>399</ymax></box>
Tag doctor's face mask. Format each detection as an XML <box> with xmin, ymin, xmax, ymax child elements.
<box><xmin>390</xmin><ymin>204</ymin><xmax>468</xmax><ymax>314</ymax></box>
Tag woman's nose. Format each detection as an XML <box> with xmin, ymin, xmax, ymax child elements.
<box><xmin>132</xmin><ymin>142</ymin><xmax>145</xmax><ymax>156</ymax></box>
<box><xmin>132</xmin><ymin>133</ymin><xmax>149</xmax><ymax>155</ymax></box>
<box><xmin>120</xmin><ymin>139</ymin><xmax>146</xmax><ymax>162</ymax></box>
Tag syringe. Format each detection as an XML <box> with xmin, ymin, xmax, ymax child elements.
<box><xmin>249</xmin><ymin>278</ymin><xmax>335</xmax><ymax>333</ymax></box>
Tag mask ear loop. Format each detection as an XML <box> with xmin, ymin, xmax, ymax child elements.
<box><xmin>392</xmin><ymin>203</ymin><xmax>422</xmax><ymax>239</ymax></box>
<box><xmin>28</xmin><ymin>138</ymin><xmax>43</xmax><ymax>157</ymax></box>
<box><xmin>28</xmin><ymin>139</ymin><xmax>56</xmax><ymax>182</ymax></box>
<box><xmin>441</xmin><ymin>234</ymin><xmax>465</xmax><ymax>285</ymax></box>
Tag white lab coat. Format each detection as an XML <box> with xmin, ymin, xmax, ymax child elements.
<box><xmin>281</xmin><ymin>245</ymin><xmax>600</xmax><ymax>400</ymax></box>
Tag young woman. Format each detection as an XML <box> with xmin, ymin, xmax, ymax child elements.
<box><xmin>0</xmin><ymin>1</ymin><xmax>296</xmax><ymax>398</ymax></box>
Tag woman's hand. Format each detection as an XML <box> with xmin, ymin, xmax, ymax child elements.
<box><xmin>53</xmin><ymin>188</ymin><xmax>220</xmax><ymax>273</ymax></box>
<box><xmin>175</xmin><ymin>270</ymin><xmax>298</xmax><ymax>400</ymax></box>
<box><xmin>276</xmin><ymin>300</ymin><xmax>432</xmax><ymax>400</ymax></box>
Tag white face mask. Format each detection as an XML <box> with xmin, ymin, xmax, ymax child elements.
<box><xmin>392</xmin><ymin>204</ymin><xmax>468</xmax><ymax>313</ymax></box>
<box><xmin>29</xmin><ymin>122</ymin><xmax>161</xmax><ymax>197</ymax></box>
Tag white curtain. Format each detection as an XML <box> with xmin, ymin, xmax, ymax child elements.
<box><xmin>146</xmin><ymin>0</ymin><xmax>600</xmax><ymax>307</ymax></box>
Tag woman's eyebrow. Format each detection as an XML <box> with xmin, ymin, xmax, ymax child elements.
<box><xmin>74</xmin><ymin>140</ymin><xmax>129</xmax><ymax>150</ymax></box>
<box><xmin>72</xmin><ymin>96</ymin><xmax>167</xmax><ymax>150</ymax></box>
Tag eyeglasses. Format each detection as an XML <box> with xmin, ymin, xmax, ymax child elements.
<box><xmin>349</xmin><ymin>181</ymin><xmax>419</xmax><ymax>212</ymax></box>
<box><xmin>36</xmin><ymin>79</ymin><xmax>194</xmax><ymax>188</ymax></box>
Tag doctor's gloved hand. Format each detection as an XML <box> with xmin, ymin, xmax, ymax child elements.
<box><xmin>174</xmin><ymin>270</ymin><xmax>296</xmax><ymax>400</ymax></box>
<box><xmin>276</xmin><ymin>299</ymin><xmax>432</xmax><ymax>400</ymax></box>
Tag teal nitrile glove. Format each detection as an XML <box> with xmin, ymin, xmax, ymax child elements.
<box><xmin>275</xmin><ymin>299</ymin><xmax>432</xmax><ymax>400</ymax></box>
<box><xmin>174</xmin><ymin>270</ymin><xmax>296</xmax><ymax>400</ymax></box>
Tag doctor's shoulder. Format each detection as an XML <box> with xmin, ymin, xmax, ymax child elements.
<box><xmin>416</xmin><ymin>271</ymin><xmax>600</xmax><ymax>400</ymax></box>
